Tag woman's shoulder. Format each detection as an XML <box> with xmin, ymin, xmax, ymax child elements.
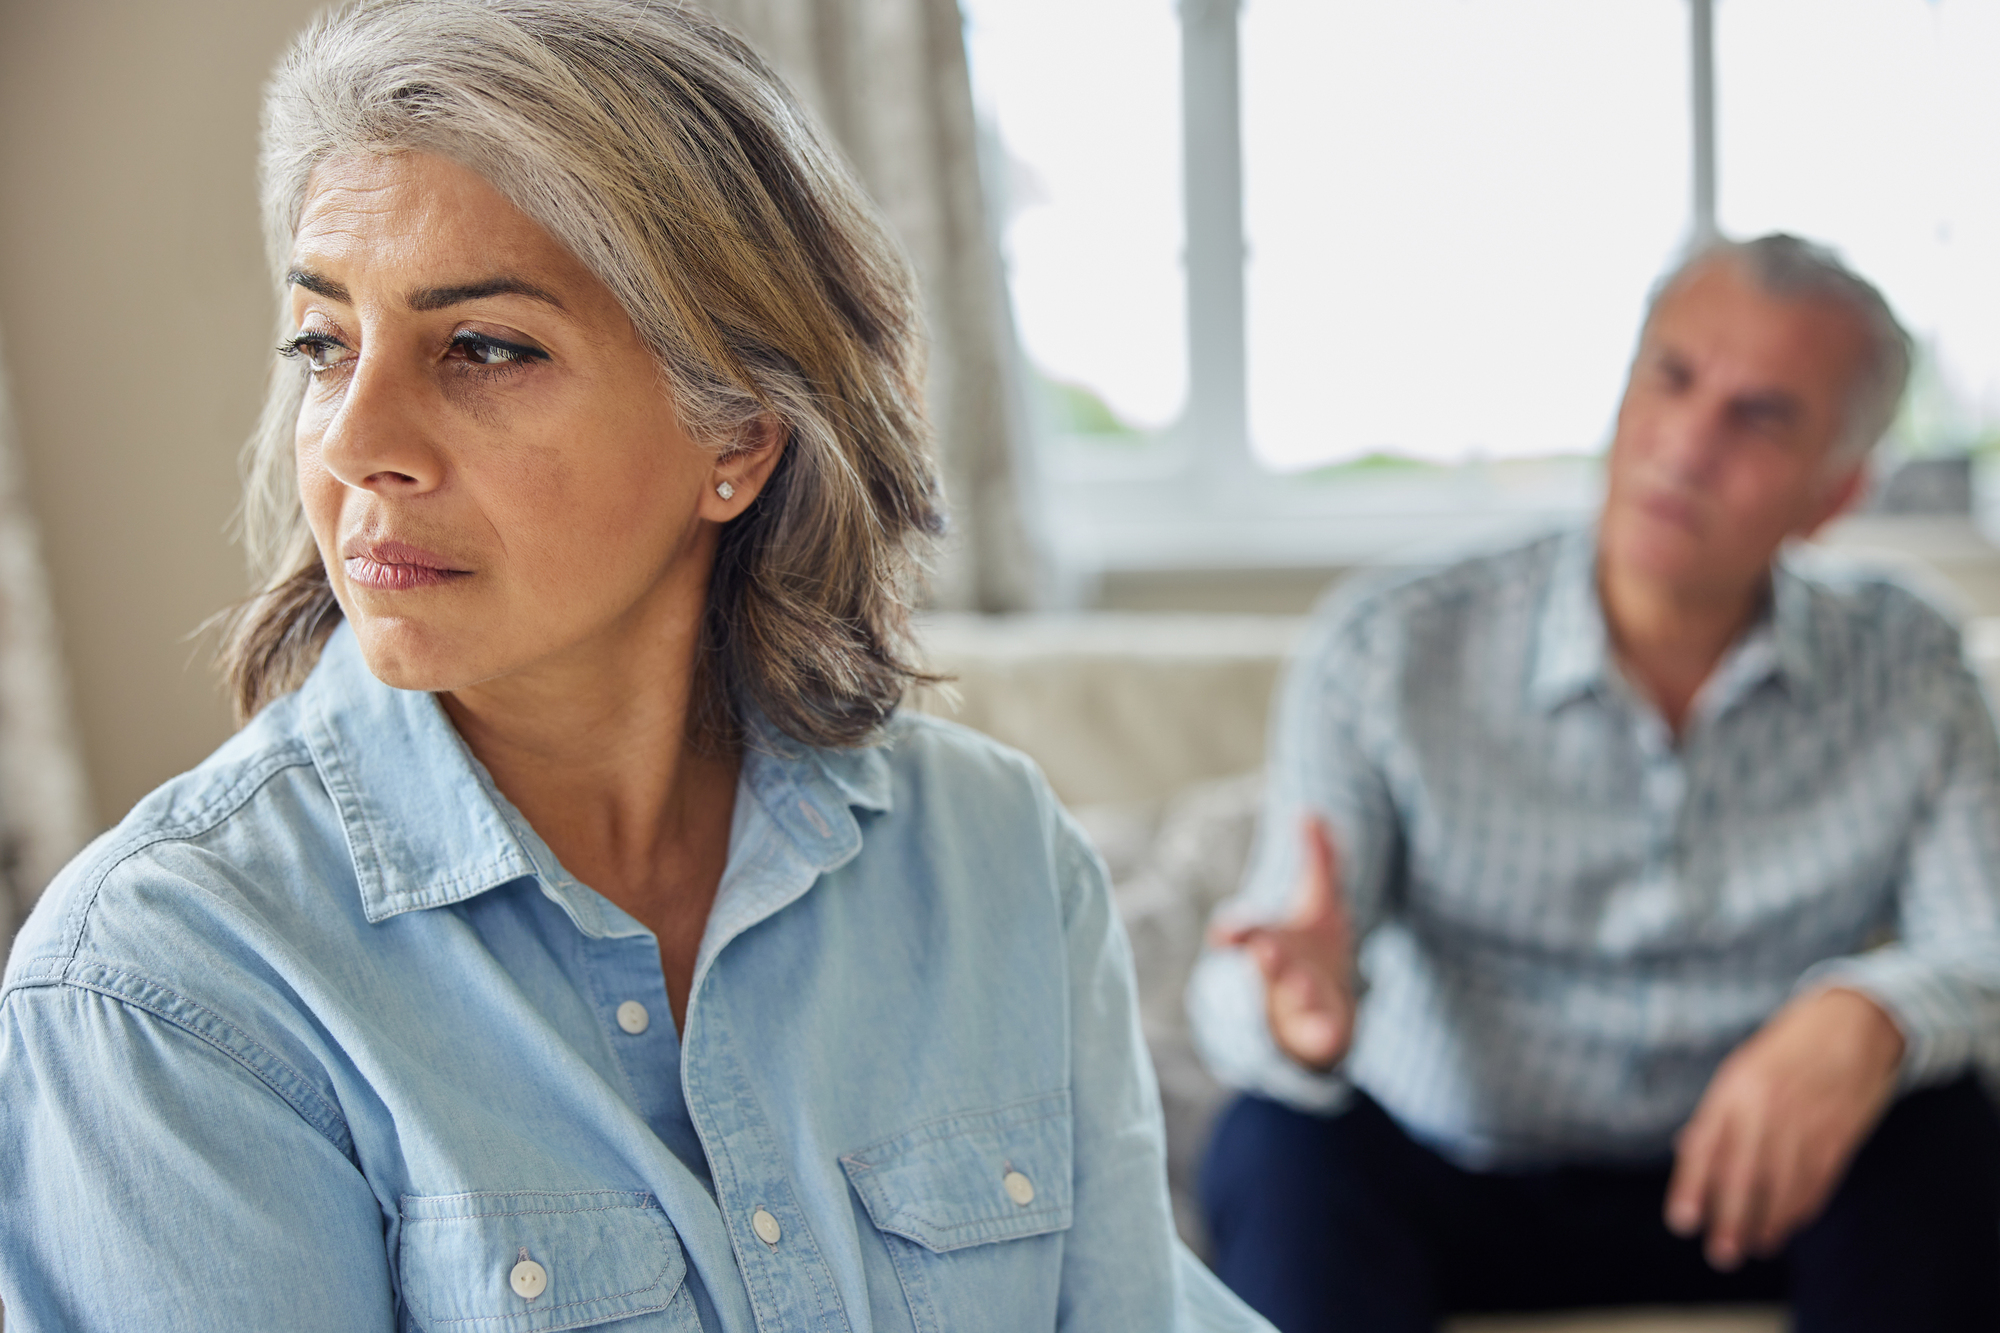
<box><xmin>831</xmin><ymin>710</ymin><xmax>1101</xmax><ymax>899</ymax></box>
<box><xmin>870</xmin><ymin>710</ymin><xmax>1079</xmax><ymax>843</ymax></box>
<box><xmin>4</xmin><ymin>689</ymin><xmax>355</xmax><ymax>996</ymax></box>
<box><xmin>878</xmin><ymin>708</ymin><xmax>1052</xmax><ymax>791</ymax></box>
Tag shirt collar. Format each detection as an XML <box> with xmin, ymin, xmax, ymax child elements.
<box><xmin>1527</xmin><ymin>528</ymin><xmax>1612</xmax><ymax>711</ymax></box>
<box><xmin>1527</xmin><ymin>527</ymin><xmax>1818</xmax><ymax>716</ymax></box>
<box><xmin>688</xmin><ymin>713</ymin><xmax>895</xmax><ymax>982</ymax></box>
<box><xmin>1769</xmin><ymin>553</ymin><xmax>1821</xmax><ymax>699</ymax></box>
<box><xmin>298</xmin><ymin>621</ymin><xmax>895</xmax><ymax>929</ymax></box>
<box><xmin>1692</xmin><ymin>553</ymin><xmax>1819</xmax><ymax>718</ymax></box>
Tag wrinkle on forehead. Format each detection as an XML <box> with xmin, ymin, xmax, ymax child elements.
<box><xmin>297</xmin><ymin>152</ymin><xmax>423</xmax><ymax>226</ymax></box>
<box><xmin>284</xmin><ymin>151</ymin><xmax>661</xmax><ymax>384</ymax></box>
<box><xmin>292</xmin><ymin>169</ymin><xmax>457</xmax><ymax>283</ymax></box>
<box><xmin>286</xmin><ymin>151</ymin><xmax>617</xmax><ymax>328</ymax></box>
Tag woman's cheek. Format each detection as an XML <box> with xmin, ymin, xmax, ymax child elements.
<box><xmin>295</xmin><ymin>435</ymin><xmax>343</xmax><ymax>548</ymax></box>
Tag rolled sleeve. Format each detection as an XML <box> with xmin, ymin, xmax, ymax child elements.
<box><xmin>1797</xmin><ymin>650</ymin><xmax>2000</xmax><ymax>1089</ymax></box>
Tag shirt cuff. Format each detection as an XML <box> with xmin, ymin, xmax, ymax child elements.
<box><xmin>1186</xmin><ymin>948</ymin><xmax>1355</xmax><ymax>1115</ymax></box>
<box><xmin>1795</xmin><ymin>947</ymin><xmax>1978</xmax><ymax>1091</ymax></box>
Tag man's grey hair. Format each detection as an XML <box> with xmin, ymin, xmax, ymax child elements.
<box><xmin>1646</xmin><ymin>233</ymin><xmax>1913</xmax><ymax>465</ymax></box>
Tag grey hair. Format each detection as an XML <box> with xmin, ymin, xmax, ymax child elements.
<box><xmin>1647</xmin><ymin>233</ymin><xmax>1913</xmax><ymax>465</ymax></box>
<box><xmin>216</xmin><ymin>0</ymin><xmax>946</xmax><ymax>745</ymax></box>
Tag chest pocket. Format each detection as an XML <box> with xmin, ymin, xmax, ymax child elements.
<box><xmin>397</xmin><ymin>1189</ymin><xmax>692</xmax><ymax>1332</ymax></box>
<box><xmin>840</xmin><ymin>1092</ymin><xmax>1073</xmax><ymax>1333</ymax></box>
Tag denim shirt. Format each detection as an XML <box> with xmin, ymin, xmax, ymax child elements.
<box><xmin>0</xmin><ymin>624</ymin><xmax>1264</xmax><ymax>1333</ymax></box>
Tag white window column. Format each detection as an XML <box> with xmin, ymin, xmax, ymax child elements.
<box><xmin>1690</xmin><ymin>0</ymin><xmax>1718</xmax><ymax>245</ymax></box>
<box><xmin>1179</xmin><ymin>0</ymin><xmax>1250</xmax><ymax>479</ymax></box>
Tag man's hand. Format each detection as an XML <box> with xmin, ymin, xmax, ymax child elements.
<box><xmin>1209</xmin><ymin>817</ymin><xmax>1356</xmax><ymax>1072</ymax></box>
<box><xmin>1665</xmin><ymin>986</ymin><xmax>1906</xmax><ymax>1270</ymax></box>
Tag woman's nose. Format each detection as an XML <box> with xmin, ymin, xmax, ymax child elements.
<box><xmin>314</xmin><ymin>351</ymin><xmax>446</xmax><ymax>496</ymax></box>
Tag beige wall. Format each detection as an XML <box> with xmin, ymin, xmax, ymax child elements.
<box><xmin>0</xmin><ymin>0</ymin><xmax>326</xmax><ymax>827</ymax></box>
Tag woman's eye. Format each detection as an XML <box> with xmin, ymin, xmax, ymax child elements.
<box><xmin>449</xmin><ymin>332</ymin><xmax>547</xmax><ymax>368</ymax></box>
<box><xmin>278</xmin><ymin>332</ymin><xmax>351</xmax><ymax>372</ymax></box>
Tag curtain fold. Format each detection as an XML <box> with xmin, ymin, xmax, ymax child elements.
<box><xmin>704</xmin><ymin>0</ymin><xmax>1044</xmax><ymax>612</ymax></box>
<box><xmin>0</xmin><ymin>323</ymin><xmax>94</xmax><ymax>955</ymax></box>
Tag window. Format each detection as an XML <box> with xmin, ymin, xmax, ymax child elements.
<box><xmin>962</xmin><ymin>0</ymin><xmax>1186</xmax><ymax>444</ymax></box>
<box><xmin>963</xmin><ymin>1</ymin><xmax>1999</xmax><ymax>579</ymax></box>
<box><xmin>1718</xmin><ymin>0</ymin><xmax>2000</xmax><ymax>454</ymax></box>
<box><xmin>1242</xmin><ymin>1</ymin><xmax>1686</xmax><ymax>470</ymax></box>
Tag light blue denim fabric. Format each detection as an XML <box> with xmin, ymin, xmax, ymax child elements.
<box><xmin>1190</xmin><ymin>527</ymin><xmax>2000</xmax><ymax>1169</ymax></box>
<box><xmin>0</xmin><ymin>623</ymin><xmax>1267</xmax><ymax>1333</ymax></box>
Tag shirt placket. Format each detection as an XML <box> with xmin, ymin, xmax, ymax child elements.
<box><xmin>1597</xmin><ymin>691</ymin><xmax>1694</xmax><ymax>948</ymax></box>
<box><xmin>586</xmin><ymin>934</ymin><xmax>713</xmax><ymax>1190</ymax></box>
<box><xmin>680</xmin><ymin>977</ymin><xmax>856</xmax><ymax>1333</ymax></box>
<box><xmin>676</xmin><ymin>797</ymin><xmax>859</xmax><ymax>1333</ymax></box>
<box><xmin>1634</xmin><ymin>707</ymin><xmax>1686</xmax><ymax>874</ymax></box>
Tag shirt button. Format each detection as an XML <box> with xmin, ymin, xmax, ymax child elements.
<box><xmin>1003</xmin><ymin>1170</ymin><xmax>1035</xmax><ymax>1206</ymax></box>
<box><xmin>616</xmin><ymin>1000</ymin><xmax>650</xmax><ymax>1035</ymax></box>
<box><xmin>510</xmin><ymin>1258</ymin><xmax>547</xmax><ymax>1300</ymax></box>
<box><xmin>752</xmin><ymin>1206</ymin><xmax>782</xmax><ymax>1245</ymax></box>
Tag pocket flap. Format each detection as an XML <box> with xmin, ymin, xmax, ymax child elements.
<box><xmin>398</xmin><ymin>1189</ymin><xmax>685</xmax><ymax>1332</ymax></box>
<box><xmin>839</xmin><ymin>1091</ymin><xmax>1073</xmax><ymax>1254</ymax></box>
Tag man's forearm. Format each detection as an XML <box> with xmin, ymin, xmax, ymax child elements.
<box><xmin>1799</xmin><ymin>945</ymin><xmax>2000</xmax><ymax>1088</ymax></box>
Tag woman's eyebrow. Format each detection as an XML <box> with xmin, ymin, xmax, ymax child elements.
<box><xmin>407</xmin><ymin>277</ymin><xmax>566</xmax><ymax>312</ymax></box>
<box><xmin>287</xmin><ymin>268</ymin><xmax>350</xmax><ymax>302</ymax></box>
<box><xmin>283</xmin><ymin>269</ymin><xmax>566</xmax><ymax>313</ymax></box>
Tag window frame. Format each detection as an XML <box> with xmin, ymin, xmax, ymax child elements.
<box><xmin>1027</xmin><ymin>0</ymin><xmax>1718</xmax><ymax>585</ymax></box>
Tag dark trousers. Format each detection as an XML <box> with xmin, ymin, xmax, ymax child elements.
<box><xmin>1202</xmin><ymin>1077</ymin><xmax>2000</xmax><ymax>1332</ymax></box>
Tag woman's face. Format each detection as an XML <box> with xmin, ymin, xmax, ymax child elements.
<box><xmin>288</xmin><ymin>151</ymin><xmax>759</xmax><ymax>695</ymax></box>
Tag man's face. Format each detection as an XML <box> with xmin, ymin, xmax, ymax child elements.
<box><xmin>1600</xmin><ymin>259</ymin><xmax>1871</xmax><ymax>601</ymax></box>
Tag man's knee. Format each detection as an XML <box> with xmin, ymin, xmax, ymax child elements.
<box><xmin>1826</xmin><ymin>1072</ymin><xmax>2000</xmax><ymax>1218</ymax></box>
<box><xmin>1201</xmin><ymin>1093</ymin><xmax>1397</xmax><ymax>1227</ymax></box>
<box><xmin>1201</xmin><ymin>1093</ymin><xmax>1440</xmax><ymax>1333</ymax></box>
<box><xmin>1792</xmin><ymin>1073</ymin><xmax>2000</xmax><ymax>1328</ymax></box>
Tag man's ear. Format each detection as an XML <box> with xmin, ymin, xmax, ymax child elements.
<box><xmin>699</xmin><ymin>414</ymin><xmax>787</xmax><ymax>522</ymax></box>
<box><xmin>1797</xmin><ymin>461</ymin><xmax>1868</xmax><ymax>541</ymax></box>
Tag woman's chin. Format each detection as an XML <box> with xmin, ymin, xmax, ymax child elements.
<box><xmin>349</xmin><ymin>618</ymin><xmax>496</xmax><ymax>695</ymax></box>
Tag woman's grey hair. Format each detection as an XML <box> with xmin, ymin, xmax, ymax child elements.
<box><xmin>1646</xmin><ymin>233</ymin><xmax>1912</xmax><ymax>465</ymax></box>
<box><xmin>217</xmin><ymin>0</ymin><xmax>945</xmax><ymax>746</ymax></box>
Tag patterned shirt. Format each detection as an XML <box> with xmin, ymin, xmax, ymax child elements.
<box><xmin>1188</xmin><ymin>527</ymin><xmax>2000</xmax><ymax>1169</ymax></box>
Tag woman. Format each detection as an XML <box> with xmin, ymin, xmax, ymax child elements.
<box><xmin>0</xmin><ymin>2</ymin><xmax>1266</xmax><ymax>1329</ymax></box>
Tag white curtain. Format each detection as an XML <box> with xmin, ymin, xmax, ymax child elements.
<box><xmin>0</xmin><ymin>324</ymin><xmax>94</xmax><ymax>954</ymax></box>
<box><xmin>704</xmin><ymin>0</ymin><xmax>1044</xmax><ymax>612</ymax></box>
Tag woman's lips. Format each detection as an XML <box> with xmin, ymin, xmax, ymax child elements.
<box><xmin>342</xmin><ymin>540</ymin><xmax>472</xmax><ymax>592</ymax></box>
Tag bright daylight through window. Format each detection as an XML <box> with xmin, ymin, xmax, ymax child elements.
<box><xmin>1719</xmin><ymin>0</ymin><xmax>2000</xmax><ymax>460</ymax></box>
<box><xmin>962</xmin><ymin>0</ymin><xmax>1186</xmax><ymax>441</ymax></box>
<box><xmin>1241</xmin><ymin>1</ymin><xmax>1686</xmax><ymax>470</ymax></box>
<box><xmin>962</xmin><ymin>0</ymin><xmax>2000</xmax><ymax>576</ymax></box>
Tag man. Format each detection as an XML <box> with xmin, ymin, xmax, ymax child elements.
<box><xmin>1188</xmin><ymin>234</ymin><xmax>2000</xmax><ymax>1332</ymax></box>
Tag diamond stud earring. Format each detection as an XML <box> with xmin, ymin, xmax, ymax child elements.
<box><xmin>716</xmin><ymin>481</ymin><xmax>736</xmax><ymax>501</ymax></box>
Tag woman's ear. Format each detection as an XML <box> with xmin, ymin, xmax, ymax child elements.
<box><xmin>700</xmin><ymin>414</ymin><xmax>787</xmax><ymax>521</ymax></box>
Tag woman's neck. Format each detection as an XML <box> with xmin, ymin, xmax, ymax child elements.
<box><xmin>440</xmin><ymin>568</ymin><xmax>737</xmax><ymax>1027</ymax></box>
